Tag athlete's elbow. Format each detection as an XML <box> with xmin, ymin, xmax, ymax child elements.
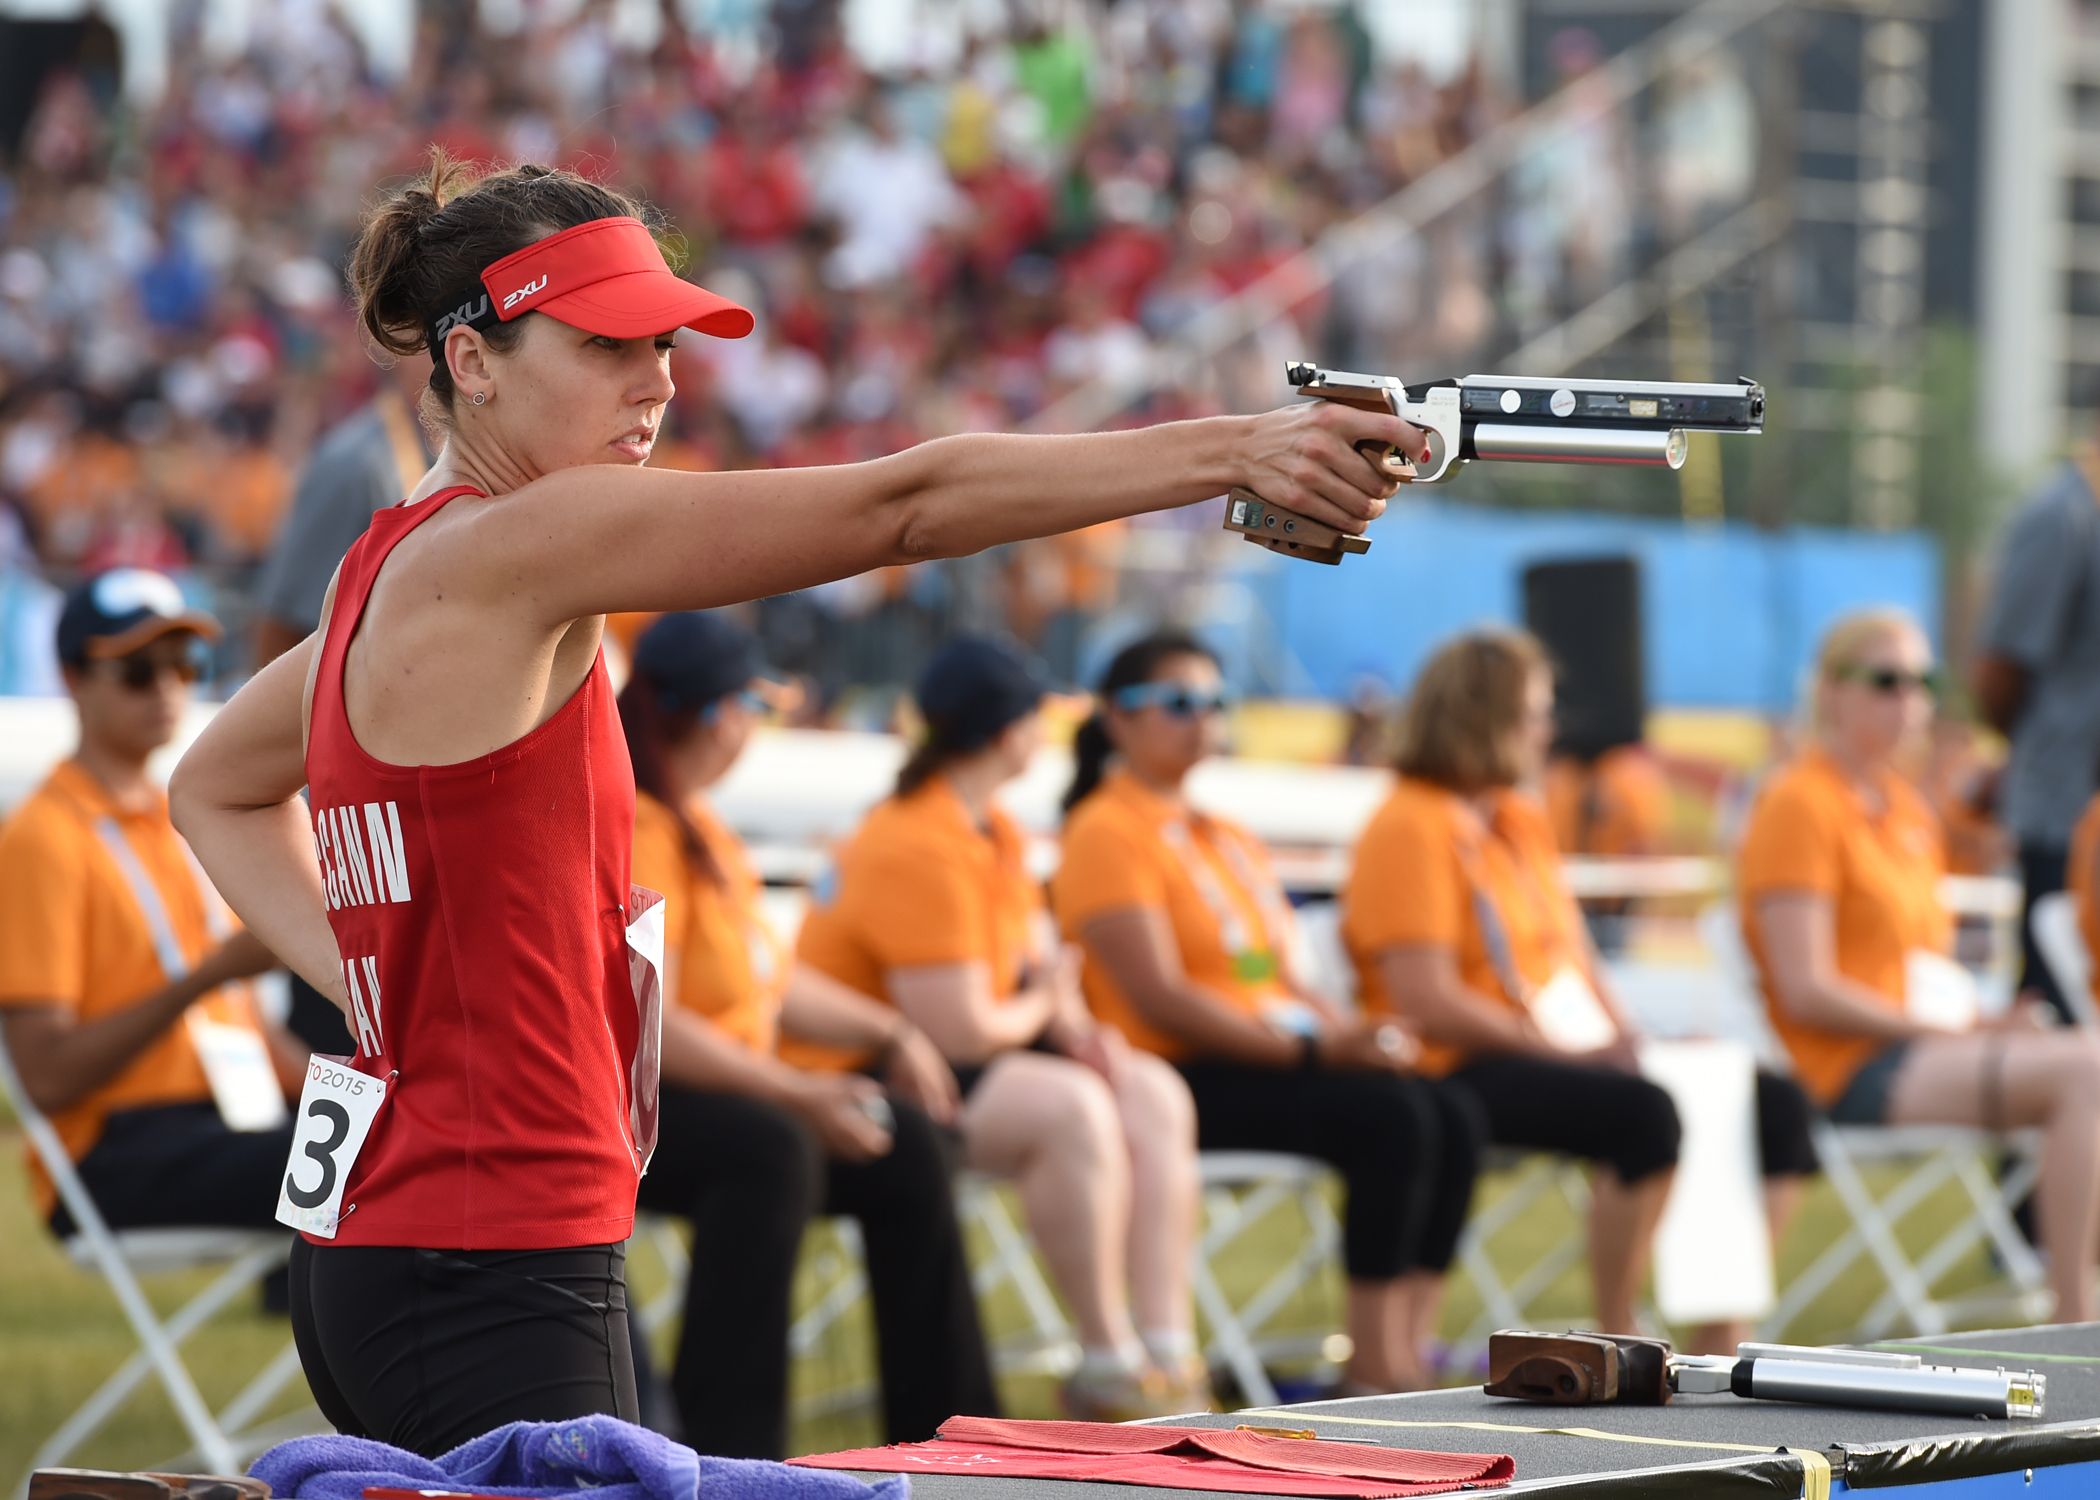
<box><xmin>167</xmin><ymin>753</ymin><xmax>205</xmax><ymax>840</ymax></box>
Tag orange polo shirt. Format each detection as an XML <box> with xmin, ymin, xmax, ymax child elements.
<box><xmin>1736</xmin><ymin>747</ymin><xmax>1949</xmax><ymax>1106</ymax></box>
<box><xmin>790</xmin><ymin>777</ymin><xmax>1040</xmax><ymax>1072</ymax></box>
<box><xmin>0</xmin><ymin>761</ymin><xmax>268</xmax><ymax>1211</ymax></box>
<box><xmin>629</xmin><ymin>790</ymin><xmax>785</xmax><ymax>1056</ymax></box>
<box><xmin>2066</xmin><ymin>793</ymin><xmax>2100</xmax><ymax>1014</ymax></box>
<box><xmin>1342</xmin><ymin>777</ymin><xmax>1578</xmax><ymax>1077</ymax></box>
<box><xmin>1543</xmin><ymin>746</ymin><xmax>1669</xmax><ymax>857</ymax></box>
<box><xmin>1052</xmin><ymin>769</ymin><xmax>1292</xmax><ymax>1061</ymax></box>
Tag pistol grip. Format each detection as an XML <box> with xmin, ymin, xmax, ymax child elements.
<box><xmin>1223</xmin><ymin>489</ymin><xmax>1371</xmax><ymax>565</ymax></box>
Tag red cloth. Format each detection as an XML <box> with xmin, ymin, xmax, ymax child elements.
<box><xmin>789</xmin><ymin>1417</ymin><xmax>1513</xmax><ymax>1497</ymax></box>
<box><xmin>302</xmin><ymin>485</ymin><xmax>646</xmax><ymax>1248</ymax></box>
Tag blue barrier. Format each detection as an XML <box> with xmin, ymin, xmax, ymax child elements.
<box><xmin>1258</xmin><ymin>501</ymin><xmax>1941</xmax><ymax>710</ymax></box>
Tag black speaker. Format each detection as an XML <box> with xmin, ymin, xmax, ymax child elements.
<box><xmin>1523</xmin><ymin>556</ymin><xmax>1645</xmax><ymax>759</ymax></box>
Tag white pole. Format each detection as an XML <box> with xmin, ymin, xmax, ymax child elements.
<box><xmin>1978</xmin><ymin>0</ymin><xmax>2067</xmax><ymax>478</ymax></box>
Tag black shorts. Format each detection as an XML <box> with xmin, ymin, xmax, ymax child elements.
<box><xmin>289</xmin><ymin>1238</ymin><xmax>636</xmax><ymax>1457</ymax></box>
<box><xmin>1827</xmin><ymin>1043</ymin><xmax>1912</xmax><ymax>1127</ymax></box>
<box><xmin>50</xmin><ymin>1101</ymin><xmax>294</xmax><ymax>1237</ymax></box>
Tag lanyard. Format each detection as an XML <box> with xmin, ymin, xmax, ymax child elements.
<box><xmin>1444</xmin><ymin>793</ymin><xmax>1575</xmax><ymax>1008</ymax></box>
<box><xmin>1158</xmin><ymin>812</ymin><xmax>1293</xmax><ymax>981</ymax></box>
<box><xmin>92</xmin><ymin>816</ymin><xmax>229</xmax><ymax>983</ymax></box>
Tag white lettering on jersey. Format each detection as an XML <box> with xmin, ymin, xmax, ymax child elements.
<box><xmin>344</xmin><ymin>955</ymin><xmax>382</xmax><ymax>1056</ymax></box>
<box><xmin>364</xmin><ymin>802</ymin><xmax>411</xmax><ymax>903</ymax></box>
<box><xmin>335</xmin><ymin>806</ymin><xmax>376</xmax><ymax>906</ymax></box>
<box><xmin>359</xmin><ymin>955</ymin><xmax>384</xmax><ymax>1051</ymax></box>
<box><xmin>312</xmin><ymin>802</ymin><xmax>412</xmax><ymax>908</ymax></box>
<box><xmin>315</xmin><ymin>825</ymin><xmax>340</xmax><ymax>909</ymax></box>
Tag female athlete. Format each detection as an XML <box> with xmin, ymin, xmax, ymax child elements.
<box><xmin>168</xmin><ymin>155</ymin><xmax>1421</xmax><ymax>1453</ymax></box>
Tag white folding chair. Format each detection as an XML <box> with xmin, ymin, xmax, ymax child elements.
<box><xmin>633</xmin><ymin>1172</ymin><xmax>1080</xmax><ymax>1422</ymax></box>
<box><xmin>1189</xmin><ymin>1151</ymin><xmax>1340</xmax><ymax>1407</ymax></box>
<box><xmin>1761</xmin><ymin>1121</ymin><xmax>2053</xmax><ymax>1341</ymax></box>
<box><xmin>1449</xmin><ymin>1148</ymin><xmax>1595</xmax><ymax>1362</ymax></box>
<box><xmin>2030</xmin><ymin>891</ymin><xmax>2100</xmax><ymax>1028</ymax></box>
<box><xmin>0</xmin><ymin>1037</ymin><xmax>313</xmax><ymax>1491</ymax></box>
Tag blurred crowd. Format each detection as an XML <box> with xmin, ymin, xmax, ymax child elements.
<box><xmin>0</xmin><ymin>0</ymin><xmax>1769</xmax><ymax>706</ymax></box>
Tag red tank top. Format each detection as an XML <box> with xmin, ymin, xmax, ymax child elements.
<box><xmin>304</xmin><ymin>486</ymin><xmax>650</xmax><ymax>1248</ymax></box>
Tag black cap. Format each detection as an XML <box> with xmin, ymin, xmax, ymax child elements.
<box><xmin>916</xmin><ymin>637</ymin><xmax>1048</xmax><ymax>752</ymax></box>
<box><xmin>57</xmin><ymin>568</ymin><xmax>220</xmax><ymax>666</ymax></box>
<box><xmin>632</xmin><ymin>611</ymin><xmax>762</xmax><ymax>712</ymax></box>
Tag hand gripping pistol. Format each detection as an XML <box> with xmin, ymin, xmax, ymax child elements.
<box><xmin>1225</xmin><ymin>363</ymin><xmax>1766</xmax><ymax>564</ymax></box>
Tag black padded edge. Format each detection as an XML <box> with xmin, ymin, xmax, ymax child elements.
<box><xmin>1835</xmin><ymin>1419</ymin><xmax>2100</xmax><ymax>1487</ymax></box>
<box><xmin>1484</xmin><ymin>1451</ymin><xmax>1807</xmax><ymax>1498</ymax></box>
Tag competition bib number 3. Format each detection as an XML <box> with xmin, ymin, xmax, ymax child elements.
<box><xmin>275</xmin><ymin>1056</ymin><xmax>387</xmax><ymax>1238</ymax></box>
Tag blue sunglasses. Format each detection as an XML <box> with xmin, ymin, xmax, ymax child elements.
<box><xmin>1112</xmin><ymin>681</ymin><xmax>1232</xmax><ymax>718</ymax></box>
<box><xmin>702</xmin><ymin>688</ymin><xmax>769</xmax><ymax>724</ymax></box>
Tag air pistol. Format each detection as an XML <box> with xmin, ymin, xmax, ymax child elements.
<box><xmin>1225</xmin><ymin>363</ymin><xmax>1766</xmax><ymax>564</ymax></box>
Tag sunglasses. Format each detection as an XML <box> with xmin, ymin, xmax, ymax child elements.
<box><xmin>1835</xmin><ymin>663</ymin><xmax>1941</xmax><ymax>697</ymax></box>
<box><xmin>1112</xmin><ymin>681</ymin><xmax>1232</xmax><ymax>718</ymax></box>
<box><xmin>701</xmin><ymin>688</ymin><xmax>768</xmax><ymax>724</ymax></box>
<box><xmin>99</xmin><ymin>650</ymin><xmax>206</xmax><ymax>692</ymax></box>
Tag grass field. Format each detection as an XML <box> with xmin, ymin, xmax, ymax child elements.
<box><xmin>0</xmin><ymin>1125</ymin><xmax>2031</xmax><ymax>1485</ymax></box>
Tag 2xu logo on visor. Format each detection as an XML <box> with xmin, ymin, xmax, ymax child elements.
<box><xmin>425</xmin><ymin>216</ymin><xmax>755</xmax><ymax>346</ymax></box>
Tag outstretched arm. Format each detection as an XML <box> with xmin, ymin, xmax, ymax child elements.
<box><xmin>474</xmin><ymin>402</ymin><xmax>1421</xmax><ymax>623</ymax></box>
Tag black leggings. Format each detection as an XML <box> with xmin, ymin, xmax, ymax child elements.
<box><xmin>288</xmin><ymin>1238</ymin><xmax>637</xmax><ymax>1457</ymax></box>
<box><xmin>1174</xmin><ymin>1062</ymin><xmax>1485</xmax><ymax>1280</ymax></box>
<box><xmin>1443</xmin><ymin>1056</ymin><xmax>1820</xmax><ymax>1183</ymax></box>
<box><xmin>634</xmin><ymin>1085</ymin><xmax>998</xmax><ymax>1459</ymax></box>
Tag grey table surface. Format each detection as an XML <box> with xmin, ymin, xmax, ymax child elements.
<box><xmin>844</xmin><ymin>1324</ymin><xmax>2100</xmax><ymax>1499</ymax></box>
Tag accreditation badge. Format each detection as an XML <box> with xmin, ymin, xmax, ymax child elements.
<box><xmin>1231</xmin><ymin>949</ymin><xmax>1279</xmax><ymax>984</ymax></box>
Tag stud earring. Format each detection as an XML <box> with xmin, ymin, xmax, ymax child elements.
<box><xmin>471</xmin><ymin>391</ymin><xmax>487</xmax><ymax>406</ymax></box>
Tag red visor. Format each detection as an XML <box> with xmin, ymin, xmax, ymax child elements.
<box><xmin>481</xmin><ymin>218</ymin><xmax>754</xmax><ymax>340</ymax></box>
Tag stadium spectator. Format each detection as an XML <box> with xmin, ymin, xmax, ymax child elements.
<box><xmin>1973</xmin><ymin>450</ymin><xmax>2100</xmax><ymax>1023</ymax></box>
<box><xmin>1743</xmin><ymin>608</ymin><xmax>2100</xmax><ymax>1324</ymax></box>
<box><xmin>796</xmin><ymin>636</ymin><xmax>1208</xmax><ymax>1419</ymax></box>
<box><xmin>0</xmin><ymin>568</ymin><xmax>300</xmax><ymax>1238</ymax></box>
<box><xmin>1055</xmin><ymin>631</ymin><xmax>1478</xmax><ymax>1394</ymax></box>
<box><xmin>1347</xmin><ymin>628</ymin><xmax>1816</xmax><ymax>1346</ymax></box>
<box><xmin>252</xmin><ymin>351</ymin><xmax>434</xmax><ymax>668</ymax></box>
<box><xmin>1</xmin><ymin>1</ymin><xmax>1507</xmax><ymax>689</ymax></box>
<box><xmin>619</xmin><ymin>611</ymin><xmax>997</xmax><ymax>1457</ymax></box>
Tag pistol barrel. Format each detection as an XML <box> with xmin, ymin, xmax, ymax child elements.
<box><xmin>1467</xmin><ymin>424</ymin><xmax>1688</xmax><ymax>469</ymax></box>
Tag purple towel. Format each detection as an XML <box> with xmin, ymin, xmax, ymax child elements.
<box><xmin>251</xmin><ymin>1416</ymin><xmax>907</xmax><ymax>1500</ymax></box>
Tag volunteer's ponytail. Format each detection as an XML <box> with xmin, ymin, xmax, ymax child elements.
<box><xmin>1060</xmin><ymin>629</ymin><xmax>1219</xmax><ymax>815</ymax></box>
<box><xmin>1062</xmin><ymin>713</ymin><xmax>1114</xmax><ymax>813</ymax></box>
<box><xmin>615</xmin><ymin>673</ymin><xmax>726</xmax><ymax>887</ymax></box>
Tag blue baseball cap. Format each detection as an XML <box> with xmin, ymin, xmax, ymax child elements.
<box><xmin>915</xmin><ymin>637</ymin><xmax>1049</xmax><ymax>751</ymax></box>
<box><xmin>57</xmin><ymin>568</ymin><xmax>219</xmax><ymax>666</ymax></box>
<box><xmin>632</xmin><ymin>611</ymin><xmax>765</xmax><ymax>712</ymax></box>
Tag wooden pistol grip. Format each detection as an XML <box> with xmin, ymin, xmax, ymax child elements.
<box><xmin>1222</xmin><ymin>488</ymin><xmax>1372</xmax><ymax>565</ymax></box>
<box><xmin>1485</xmin><ymin>1331</ymin><xmax>1620</xmax><ymax>1404</ymax></box>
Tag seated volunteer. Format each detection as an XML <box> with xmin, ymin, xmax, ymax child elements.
<box><xmin>795</xmin><ymin>637</ymin><xmax>1207</xmax><ymax>1419</ymax></box>
<box><xmin>621</xmin><ymin>611</ymin><xmax>997</xmax><ymax>1457</ymax></box>
<box><xmin>1741</xmin><ymin>607</ymin><xmax>2100</xmax><ymax>1323</ymax></box>
<box><xmin>1344</xmin><ymin>628</ymin><xmax>1818</xmax><ymax>1348</ymax></box>
<box><xmin>0</xmin><ymin>571</ymin><xmax>302</xmax><ymax>1239</ymax></box>
<box><xmin>1053</xmin><ymin>632</ymin><xmax>1479</xmax><ymax>1395</ymax></box>
<box><xmin>169</xmin><ymin>154</ymin><xmax>1417</xmax><ymax>1453</ymax></box>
